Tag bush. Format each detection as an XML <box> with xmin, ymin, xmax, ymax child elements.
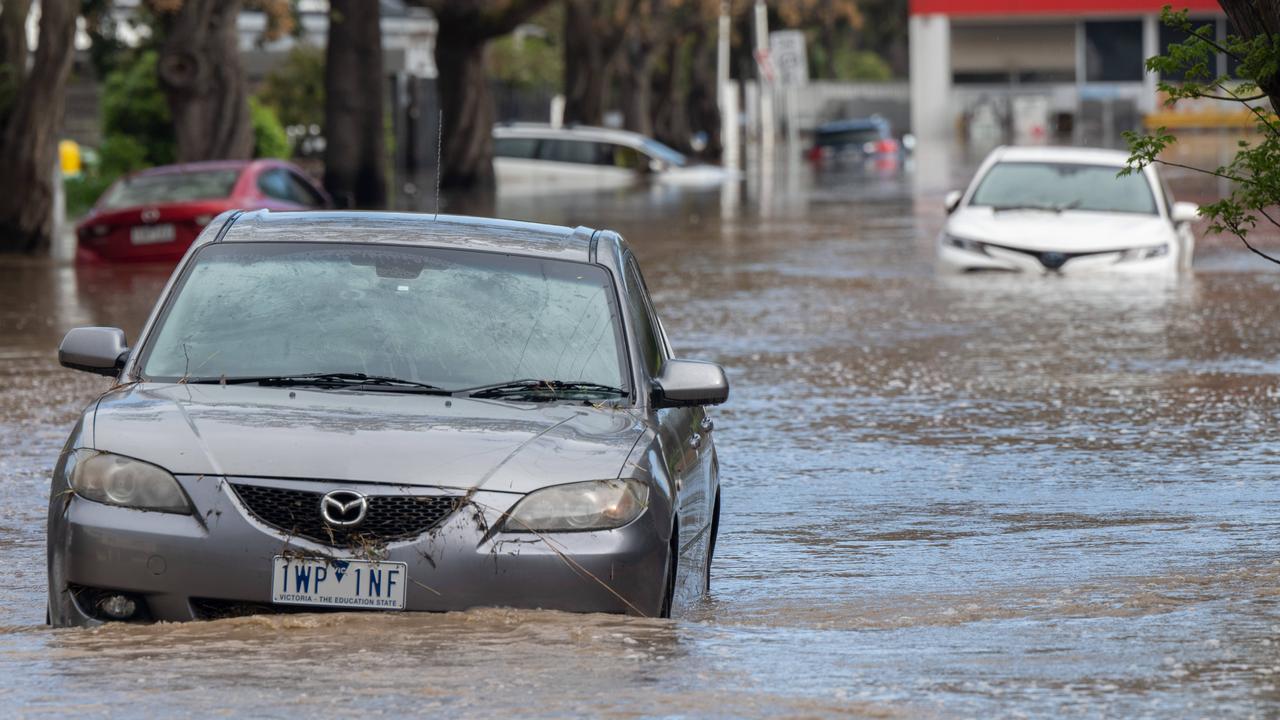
<box><xmin>101</xmin><ymin>50</ymin><xmax>175</xmax><ymax>167</ymax></box>
<box><xmin>257</xmin><ymin>44</ymin><xmax>326</xmax><ymax>130</ymax></box>
<box><xmin>250</xmin><ymin>97</ymin><xmax>290</xmax><ymax>159</ymax></box>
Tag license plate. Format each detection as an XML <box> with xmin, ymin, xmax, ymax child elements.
<box><xmin>130</xmin><ymin>223</ymin><xmax>175</xmax><ymax>245</ymax></box>
<box><xmin>271</xmin><ymin>556</ymin><xmax>407</xmax><ymax>610</ymax></box>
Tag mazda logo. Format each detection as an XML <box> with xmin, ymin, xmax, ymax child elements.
<box><xmin>320</xmin><ymin>490</ymin><xmax>368</xmax><ymax>527</ymax></box>
<box><xmin>140</xmin><ymin>208</ymin><xmax>161</xmax><ymax>223</ymax></box>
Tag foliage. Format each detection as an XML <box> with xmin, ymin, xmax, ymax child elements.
<box><xmin>489</xmin><ymin>31</ymin><xmax>562</xmax><ymax>90</ymax></box>
<box><xmin>101</xmin><ymin>51</ymin><xmax>175</xmax><ymax>167</ymax></box>
<box><xmin>824</xmin><ymin>47</ymin><xmax>893</xmax><ymax>81</ymax></box>
<box><xmin>250</xmin><ymin>97</ymin><xmax>290</xmax><ymax>158</ymax></box>
<box><xmin>257</xmin><ymin>44</ymin><xmax>325</xmax><ymax>129</ymax></box>
<box><xmin>1124</xmin><ymin>7</ymin><xmax>1280</xmax><ymax>264</ymax></box>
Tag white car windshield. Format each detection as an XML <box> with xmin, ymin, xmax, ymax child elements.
<box><xmin>139</xmin><ymin>242</ymin><xmax>628</xmax><ymax>392</ymax></box>
<box><xmin>969</xmin><ymin>162</ymin><xmax>1157</xmax><ymax>215</ymax></box>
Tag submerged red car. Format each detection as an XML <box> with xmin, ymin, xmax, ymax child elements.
<box><xmin>76</xmin><ymin>160</ymin><xmax>331</xmax><ymax>263</ymax></box>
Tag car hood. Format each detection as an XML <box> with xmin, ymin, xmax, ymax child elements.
<box><xmin>947</xmin><ymin>208</ymin><xmax>1174</xmax><ymax>252</ymax></box>
<box><xmin>88</xmin><ymin>384</ymin><xmax>646</xmax><ymax>495</ymax></box>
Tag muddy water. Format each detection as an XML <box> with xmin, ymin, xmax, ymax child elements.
<box><xmin>5</xmin><ymin>148</ymin><xmax>1280</xmax><ymax>717</ymax></box>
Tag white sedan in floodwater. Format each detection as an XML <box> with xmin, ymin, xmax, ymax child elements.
<box><xmin>938</xmin><ymin>146</ymin><xmax>1199</xmax><ymax>274</ymax></box>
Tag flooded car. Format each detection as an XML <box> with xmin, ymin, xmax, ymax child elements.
<box><xmin>75</xmin><ymin>160</ymin><xmax>331</xmax><ymax>264</ymax></box>
<box><xmin>938</xmin><ymin>146</ymin><xmax>1199</xmax><ymax>274</ymax></box>
<box><xmin>807</xmin><ymin>116</ymin><xmax>901</xmax><ymax>165</ymax></box>
<box><xmin>493</xmin><ymin>123</ymin><xmax>732</xmax><ymax>192</ymax></box>
<box><xmin>47</xmin><ymin>210</ymin><xmax>728</xmax><ymax>626</ymax></box>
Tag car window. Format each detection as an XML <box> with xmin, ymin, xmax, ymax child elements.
<box><xmin>494</xmin><ymin>137</ymin><xmax>540</xmax><ymax>159</ymax></box>
<box><xmin>605</xmin><ymin>144</ymin><xmax>645</xmax><ymax>171</ymax></box>
<box><xmin>969</xmin><ymin>161</ymin><xmax>1157</xmax><ymax>215</ymax></box>
<box><xmin>816</xmin><ymin>127</ymin><xmax>884</xmax><ymax>147</ymax></box>
<box><xmin>538</xmin><ymin>138</ymin><xmax>606</xmax><ymax>165</ymax></box>
<box><xmin>139</xmin><ymin>243</ymin><xmax>629</xmax><ymax>393</ymax></box>
<box><xmin>100</xmin><ymin>169</ymin><xmax>240</xmax><ymax>209</ymax></box>
<box><xmin>285</xmin><ymin>171</ymin><xmax>325</xmax><ymax>208</ymax></box>
<box><xmin>624</xmin><ymin>256</ymin><xmax>664</xmax><ymax>376</ymax></box>
<box><xmin>257</xmin><ymin>169</ymin><xmax>293</xmax><ymax>202</ymax></box>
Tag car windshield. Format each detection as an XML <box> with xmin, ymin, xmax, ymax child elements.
<box><xmin>101</xmin><ymin>169</ymin><xmax>241</xmax><ymax>209</ymax></box>
<box><xmin>969</xmin><ymin>161</ymin><xmax>1157</xmax><ymax>214</ymax></box>
<box><xmin>641</xmin><ymin>139</ymin><xmax>687</xmax><ymax>167</ymax></box>
<box><xmin>139</xmin><ymin>242</ymin><xmax>628</xmax><ymax>393</ymax></box>
<box><xmin>816</xmin><ymin>127</ymin><xmax>883</xmax><ymax>146</ymax></box>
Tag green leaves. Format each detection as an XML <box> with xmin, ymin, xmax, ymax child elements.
<box><xmin>1124</xmin><ymin>5</ymin><xmax>1280</xmax><ymax>263</ymax></box>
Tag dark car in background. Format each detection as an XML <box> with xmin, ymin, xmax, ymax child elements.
<box><xmin>808</xmin><ymin>116</ymin><xmax>901</xmax><ymax>165</ymax></box>
<box><xmin>76</xmin><ymin>160</ymin><xmax>330</xmax><ymax>264</ymax></box>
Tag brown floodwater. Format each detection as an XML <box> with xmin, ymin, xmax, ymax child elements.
<box><xmin>4</xmin><ymin>141</ymin><xmax>1280</xmax><ymax>717</ymax></box>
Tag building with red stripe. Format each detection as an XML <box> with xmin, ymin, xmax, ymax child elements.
<box><xmin>909</xmin><ymin>0</ymin><xmax>1227</xmax><ymax>141</ymax></box>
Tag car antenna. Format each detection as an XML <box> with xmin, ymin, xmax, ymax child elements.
<box><xmin>434</xmin><ymin>109</ymin><xmax>443</xmax><ymax>222</ymax></box>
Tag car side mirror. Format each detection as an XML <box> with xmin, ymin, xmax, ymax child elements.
<box><xmin>1171</xmin><ymin>201</ymin><xmax>1199</xmax><ymax>224</ymax></box>
<box><xmin>648</xmin><ymin>158</ymin><xmax>666</xmax><ymax>174</ymax></box>
<box><xmin>651</xmin><ymin>359</ymin><xmax>729</xmax><ymax>408</ymax></box>
<box><xmin>59</xmin><ymin>327</ymin><xmax>129</xmax><ymax>376</ymax></box>
<box><xmin>944</xmin><ymin>190</ymin><xmax>963</xmax><ymax>214</ymax></box>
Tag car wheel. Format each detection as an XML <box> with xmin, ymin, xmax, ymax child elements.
<box><xmin>659</xmin><ymin>530</ymin><xmax>677</xmax><ymax>619</ymax></box>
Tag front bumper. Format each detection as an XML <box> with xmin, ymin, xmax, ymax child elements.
<box><xmin>938</xmin><ymin>241</ymin><xmax>1177</xmax><ymax>275</ymax></box>
<box><xmin>47</xmin><ymin>475</ymin><xmax>669</xmax><ymax>626</ymax></box>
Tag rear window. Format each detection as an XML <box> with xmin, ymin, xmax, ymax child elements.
<box><xmin>816</xmin><ymin>127</ymin><xmax>885</xmax><ymax>147</ymax></box>
<box><xmin>101</xmin><ymin>170</ymin><xmax>240</xmax><ymax>209</ymax></box>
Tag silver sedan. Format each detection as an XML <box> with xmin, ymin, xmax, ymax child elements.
<box><xmin>47</xmin><ymin>210</ymin><xmax>727</xmax><ymax>626</ymax></box>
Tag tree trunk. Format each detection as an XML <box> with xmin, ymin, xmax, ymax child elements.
<box><xmin>651</xmin><ymin>39</ymin><xmax>693</xmax><ymax>152</ymax></box>
<box><xmin>685</xmin><ymin>27</ymin><xmax>720</xmax><ymax>158</ymax></box>
<box><xmin>154</xmin><ymin>0</ymin><xmax>253</xmax><ymax>161</ymax></box>
<box><xmin>621</xmin><ymin>38</ymin><xmax>656</xmax><ymax>137</ymax></box>
<box><xmin>417</xmin><ymin>0</ymin><xmax>555</xmax><ymax>192</ymax></box>
<box><xmin>0</xmin><ymin>0</ymin><xmax>30</xmax><ymax>82</ymax></box>
<box><xmin>324</xmin><ymin>0</ymin><xmax>387</xmax><ymax>209</ymax></box>
<box><xmin>0</xmin><ymin>0</ymin><xmax>77</xmax><ymax>254</ymax></box>
<box><xmin>436</xmin><ymin>36</ymin><xmax>497</xmax><ymax>190</ymax></box>
<box><xmin>1219</xmin><ymin>0</ymin><xmax>1280</xmax><ymax>113</ymax></box>
<box><xmin>563</xmin><ymin>0</ymin><xmax>608</xmax><ymax>126</ymax></box>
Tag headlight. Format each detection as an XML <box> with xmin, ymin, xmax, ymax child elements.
<box><xmin>69</xmin><ymin>450</ymin><xmax>192</xmax><ymax>514</ymax></box>
<box><xmin>1117</xmin><ymin>244</ymin><xmax>1170</xmax><ymax>262</ymax></box>
<box><xmin>943</xmin><ymin>233</ymin><xmax>987</xmax><ymax>255</ymax></box>
<box><xmin>504</xmin><ymin>479</ymin><xmax>649</xmax><ymax>532</ymax></box>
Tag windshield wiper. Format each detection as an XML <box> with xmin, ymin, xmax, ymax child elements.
<box><xmin>463</xmin><ymin>379</ymin><xmax>628</xmax><ymax>401</ymax></box>
<box><xmin>187</xmin><ymin>372</ymin><xmax>450</xmax><ymax>394</ymax></box>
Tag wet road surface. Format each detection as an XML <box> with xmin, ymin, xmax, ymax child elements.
<box><xmin>4</xmin><ymin>146</ymin><xmax>1280</xmax><ymax>717</ymax></box>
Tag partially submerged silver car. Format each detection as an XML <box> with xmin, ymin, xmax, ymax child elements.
<box><xmin>48</xmin><ymin>210</ymin><xmax>728</xmax><ymax>626</ymax></box>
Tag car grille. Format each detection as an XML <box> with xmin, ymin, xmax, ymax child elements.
<box><xmin>230</xmin><ymin>483</ymin><xmax>461</xmax><ymax>545</ymax></box>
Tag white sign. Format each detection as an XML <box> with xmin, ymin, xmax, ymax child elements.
<box><xmin>769</xmin><ymin>30</ymin><xmax>809</xmax><ymax>86</ymax></box>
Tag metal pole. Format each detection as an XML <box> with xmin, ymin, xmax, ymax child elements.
<box><xmin>717</xmin><ymin>0</ymin><xmax>730</xmax><ymax>111</ymax></box>
<box><xmin>753</xmin><ymin>0</ymin><xmax>774</xmax><ymax>157</ymax></box>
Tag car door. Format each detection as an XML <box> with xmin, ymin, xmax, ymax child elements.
<box><xmin>623</xmin><ymin>255</ymin><xmax>709</xmax><ymax>549</ymax></box>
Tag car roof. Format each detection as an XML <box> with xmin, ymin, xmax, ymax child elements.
<box><xmin>130</xmin><ymin>160</ymin><xmax>255</xmax><ymax>177</ymax></box>
<box><xmin>989</xmin><ymin>145</ymin><xmax>1133</xmax><ymax>167</ymax></box>
<box><xmin>816</xmin><ymin>117</ymin><xmax>889</xmax><ymax>133</ymax></box>
<box><xmin>494</xmin><ymin>122</ymin><xmax>658</xmax><ymax>148</ymax></box>
<box><xmin>212</xmin><ymin>210</ymin><xmax>601</xmax><ymax>262</ymax></box>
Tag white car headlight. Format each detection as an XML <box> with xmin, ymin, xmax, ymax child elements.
<box><xmin>943</xmin><ymin>233</ymin><xmax>987</xmax><ymax>255</ymax></box>
<box><xmin>69</xmin><ymin>450</ymin><xmax>192</xmax><ymax>514</ymax></box>
<box><xmin>505</xmin><ymin>479</ymin><xmax>649</xmax><ymax>532</ymax></box>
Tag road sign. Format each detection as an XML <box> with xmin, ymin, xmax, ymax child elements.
<box><xmin>769</xmin><ymin>30</ymin><xmax>808</xmax><ymax>86</ymax></box>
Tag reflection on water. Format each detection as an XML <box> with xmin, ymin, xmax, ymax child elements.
<box><xmin>5</xmin><ymin>145</ymin><xmax>1280</xmax><ymax>716</ymax></box>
